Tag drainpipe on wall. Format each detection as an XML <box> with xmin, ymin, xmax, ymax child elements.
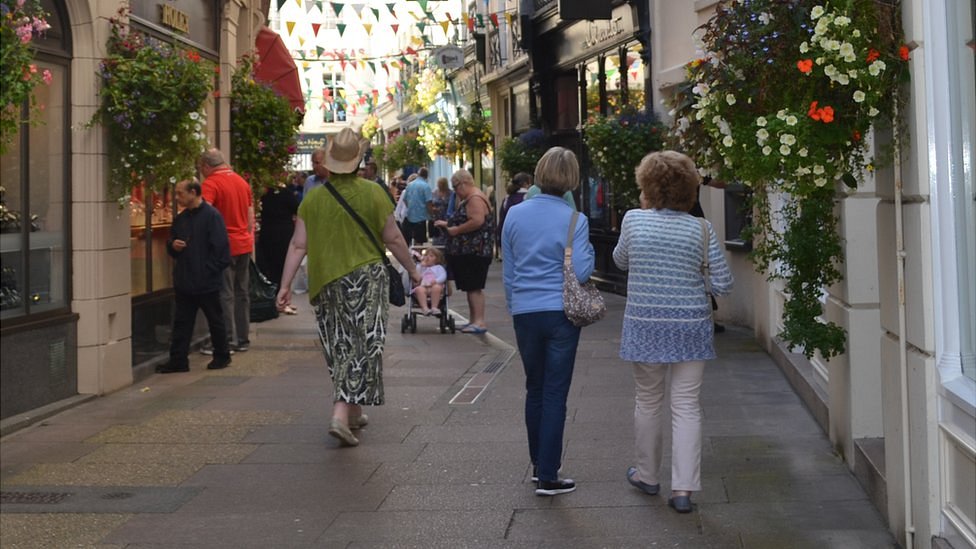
<box><xmin>893</xmin><ymin>109</ymin><xmax>916</xmax><ymax>549</ymax></box>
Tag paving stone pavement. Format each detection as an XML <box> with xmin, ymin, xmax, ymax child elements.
<box><xmin>0</xmin><ymin>263</ymin><xmax>898</xmax><ymax>548</ymax></box>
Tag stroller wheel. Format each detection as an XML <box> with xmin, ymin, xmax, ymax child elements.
<box><xmin>448</xmin><ymin>316</ymin><xmax>456</xmax><ymax>334</ymax></box>
<box><xmin>401</xmin><ymin>315</ymin><xmax>409</xmax><ymax>333</ymax></box>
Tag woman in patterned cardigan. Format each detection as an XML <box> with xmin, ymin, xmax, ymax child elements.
<box><xmin>612</xmin><ymin>151</ymin><xmax>734</xmax><ymax>513</ymax></box>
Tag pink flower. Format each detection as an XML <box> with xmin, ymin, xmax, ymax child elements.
<box><xmin>42</xmin><ymin>69</ymin><xmax>53</xmax><ymax>85</ymax></box>
<box><xmin>16</xmin><ymin>24</ymin><xmax>33</xmax><ymax>43</ymax></box>
<box><xmin>258</xmin><ymin>141</ymin><xmax>266</xmax><ymax>150</ymax></box>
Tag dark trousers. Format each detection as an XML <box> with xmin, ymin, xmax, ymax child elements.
<box><xmin>170</xmin><ymin>290</ymin><xmax>231</xmax><ymax>367</ymax></box>
<box><xmin>401</xmin><ymin>219</ymin><xmax>428</xmax><ymax>246</ymax></box>
<box><xmin>513</xmin><ymin>311</ymin><xmax>582</xmax><ymax>482</ymax></box>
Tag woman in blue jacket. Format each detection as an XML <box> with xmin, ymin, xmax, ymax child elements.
<box><xmin>501</xmin><ymin>147</ymin><xmax>595</xmax><ymax>496</ymax></box>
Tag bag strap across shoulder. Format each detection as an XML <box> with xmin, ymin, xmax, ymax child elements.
<box><xmin>322</xmin><ymin>181</ymin><xmax>388</xmax><ymax>264</ymax></box>
<box><xmin>564</xmin><ymin>211</ymin><xmax>579</xmax><ymax>266</ymax></box>
<box><xmin>697</xmin><ymin>217</ymin><xmax>712</xmax><ymax>294</ymax></box>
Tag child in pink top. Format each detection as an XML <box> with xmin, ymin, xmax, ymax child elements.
<box><xmin>413</xmin><ymin>246</ymin><xmax>447</xmax><ymax>315</ymax></box>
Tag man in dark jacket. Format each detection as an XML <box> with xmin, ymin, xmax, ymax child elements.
<box><xmin>157</xmin><ymin>179</ymin><xmax>233</xmax><ymax>373</ymax></box>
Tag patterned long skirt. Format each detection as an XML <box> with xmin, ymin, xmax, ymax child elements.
<box><xmin>311</xmin><ymin>262</ymin><xmax>388</xmax><ymax>405</ymax></box>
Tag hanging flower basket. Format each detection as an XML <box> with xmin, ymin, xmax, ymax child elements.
<box><xmin>583</xmin><ymin>108</ymin><xmax>667</xmax><ymax>212</ymax></box>
<box><xmin>0</xmin><ymin>0</ymin><xmax>51</xmax><ymax>154</ymax></box>
<box><xmin>231</xmin><ymin>54</ymin><xmax>300</xmax><ymax>195</ymax></box>
<box><xmin>89</xmin><ymin>7</ymin><xmax>215</xmax><ymax>206</ymax></box>
<box><xmin>455</xmin><ymin>110</ymin><xmax>493</xmax><ymax>152</ymax></box>
<box><xmin>670</xmin><ymin>0</ymin><xmax>910</xmax><ymax>359</ymax></box>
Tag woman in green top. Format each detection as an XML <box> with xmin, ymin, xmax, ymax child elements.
<box><xmin>278</xmin><ymin>128</ymin><xmax>421</xmax><ymax>447</ymax></box>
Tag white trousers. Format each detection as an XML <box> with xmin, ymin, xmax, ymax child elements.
<box><xmin>633</xmin><ymin>360</ymin><xmax>705</xmax><ymax>492</ymax></box>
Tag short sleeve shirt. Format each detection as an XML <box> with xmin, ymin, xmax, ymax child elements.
<box><xmin>402</xmin><ymin>180</ymin><xmax>433</xmax><ymax>223</ymax></box>
<box><xmin>202</xmin><ymin>168</ymin><xmax>253</xmax><ymax>256</ymax></box>
<box><xmin>299</xmin><ymin>174</ymin><xmax>395</xmax><ymax>298</ymax></box>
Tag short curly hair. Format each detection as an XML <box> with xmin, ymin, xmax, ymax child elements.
<box><xmin>635</xmin><ymin>151</ymin><xmax>700</xmax><ymax>211</ymax></box>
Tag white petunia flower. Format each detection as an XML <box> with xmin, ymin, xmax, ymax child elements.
<box><xmin>756</xmin><ymin>116</ymin><xmax>768</xmax><ymax>127</ymax></box>
<box><xmin>813</xmin><ymin>164</ymin><xmax>825</xmax><ymax>175</ymax></box>
<box><xmin>824</xmin><ymin>64</ymin><xmax>838</xmax><ymax>77</ymax></box>
<box><xmin>868</xmin><ymin>60</ymin><xmax>886</xmax><ymax>76</ymax></box>
<box><xmin>756</xmin><ymin>128</ymin><xmax>770</xmax><ymax>141</ymax></box>
<box><xmin>848</xmin><ymin>69</ymin><xmax>859</xmax><ymax>79</ymax></box>
<box><xmin>726</xmin><ymin>93</ymin><xmax>737</xmax><ymax>105</ymax></box>
<box><xmin>836</xmin><ymin>74</ymin><xmax>850</xmax><ymax>85</ymax></box>
<box><xmin>811</xmin><ymin>6</ymin><xmax>825</xmax><ymax>20</ymax></box>
<box><xmin>777</xmin><ymin>109</ymin><xmax>788</xmax><ymax>120</ymax></box>
<box><xmin>834</xmin><ymin>16</ymin><xmax>850</xmax><ymax>27</ymax></box>
<box><xmin>723</xmin><ymin>135</ymin><xmax>734</xmax><ymax>147</ymax></box>
<box><xmin>815</xmin><ymin>177</ymin><xmax>828</xmax><ymax>187</ymax></box>
<box><xmin>762</xmin><ymin>146</ymin><xmax>772</xmax><ymax>156</ymax></box>
<box><xmin>852</xmin><ymin>29</ymin><xmax>861</xmax><ymax>38</ymax></box>
<box><xmin>799</xmin><ymin>41</ymin><xmax>809</xmax><ymax>54</ymax></box>
<box><xmin>780</xmin><ymin>134</ymin><xmax>796</xmax><ymax>146</ymax></box>
<box><xmin>758</xmin><ymin>12</ymin><xmax>772</xmax><ymax>25</ymax></box>
<box><xmin>853</xmin><ymin>90</ymin><xmax>866</xmax><ymax>103</ymax></box>
<box><xmin>171</xmin><ymin>135</ymin><xmax>178</xmax><ymax>142</ymax></box>
<box><xmin>786</xmin><ymin>115</ymin><xmax>798</xmax><ymax>126</ymax></box>
<box><xmin>189</xmin><ymin>112</ymin><xmax>200</xmax><ymax>120</ymax></box>
<box><xmin>799</xmin><ymin>148</ymin><xmax>809</xmax><ymax>157</ymax></box>
<box><xmin>868</xmin><ymin>107</ymin><xmax>879</xmax><ymax>117</ymax></box>
<box><xmin>780</xmin><ymin>144</ymin><xmax>791</xmax><ymax>155</ymax></box>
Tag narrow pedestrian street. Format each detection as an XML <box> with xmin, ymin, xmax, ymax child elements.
<box><xmin>0</xmin><ymin>264</ymin><xmax>896</xmax><ymax>548</ymax></box>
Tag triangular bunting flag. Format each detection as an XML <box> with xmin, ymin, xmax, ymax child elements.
<box><xmin>405</xmin><ymin>46</ymin><xmax>417</xmax><ymax>55</ymax></box>
<box><xmin>298</xmin><ymin>36</ymin><xmax>305</xmax><ymax>46</ymax></box>
<box><xmin>302</xmin><ymin>60</ymin><xmax>310</xmax><ymax>69</ymax></box>
<box><xmin>476</xmin><ymin>14</ymin><xmax>484</xmax><ymax>29</ymax></box>
<box><xmin>368</xmin><ymin>61</ymin><xmax>376</xmax><ymax>73</ymax></box>
<box><xmin>286</xmin><ymin>21</ymin><xmax>296</xmax><ymax>35</ymax></box>
<box><xmin>465</xmin><ymin>14</ymin><xmax>473</xmax><ymax>32</ymax></box>
<box><xmin>332</xmin><ymin>2</ymin><xmax>344</xmax><ymax>16</ymax></box>
<box><xmin>505</xmin><ymin>12</ymin><xmax>513</xmax><ymax>26</ymax></box>
<box><xmin>386</xmin><ymin>3</ymin><xmax>396</xmax><ymax>16</ymax></box>
<box><xmin>276</xmin><ymin>0</ymin><xmax>287</xmax><ymax>11</ymax></box>
<box><xmin>391</xmin><ymin>23</ymin><xmax>399</xmax><ymax>33</ymax></box>
<box><xmin>422</xmin><ymin>34</ymin><xmax>431</xmax><ymax>45</ymax></box>
<box><xmin>363</xmin><ymin>23</ymin><xmax>373</xmax><ymax>35</ymax></box>
<box><xmin>306</xmin><ymin>0</ymin><xmax>316</xmax><ymax>14</ymax></box>
<box><xmin>340</xmin><ymin>60</ymin><xmax>347</xmax><ymax>71</ymax></box>
<box><xmin>489</xmin><ymin>13</ymin><xmax>499</xmax><ymax>28</ymax></box>
<box><xmin>316</xmin><ymin>45</ymin><xmax>325</xmax><ymax>57</ymax></box>
<box><xmin>439</xmin><ymin>20</ymin><xmax>450</xmax><ymax>35</ymax></box>
<box><xmin>296</xmin><ymin>0</ymin><xmax>302</xmax><ymax>7</ymax></box>
<box><xmin>416</xmin><ymin>22</ymin><xmax>426</xmax><ymax>33</ymax></box>
<box><xmin>370</xmin><ymin>7</ymin><xmax>379</xmax><ymax>20</ymax></box>
<box><xmin>338</xmin><ymin>89</ymin><xmax>347</xmax><ymax>99</ymax></box>
<box><xmin>381</xmin><ymin>61</ymin><xmax>390</xmax><ymax>75</ymax></box>
<box><xmin>337</xmin><ymin>23</ymin><xmax>346</xmax><ymax>36</ymax></box>
<box><xmin>351</xmin><ymin>3</ymin><xmax>365</xmax><ymax>17</ymax></box>
<box><xmin>312</xmin><ymin>22</ymin><xmax>322</xmax><ymax>36</ymax></box>
<box><xmin>410</xmin><ymin>36</ymin><xmax>423</xmax><ymax>46</ymax></box>
<box><xmin>417</xmin><ymin>0</ymin><xmax>428</xmax><ymax>11</ymax></box>
<box><xmin>359</xmin><ymin>60</ymin><xmax>366</xmax><ymax>70</ymax></box>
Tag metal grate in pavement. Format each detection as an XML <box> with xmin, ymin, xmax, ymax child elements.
<box><xmin>482</xmin><ymin>359</ymin><xmax>505</xmax><ymax>374</ymax></box>
<box><xmin>100</xmin><ymin>492</ymin><xmax>134</xmax><ymax>500</ymax></box>
<box><xmin>0</xmin><ymin>491</ymin><xmax>72</xmax><ymax>504</ymax></box>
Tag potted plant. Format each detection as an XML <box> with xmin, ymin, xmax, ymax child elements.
<box><xmin>0</xmin><ymin>0</ymin><xmax>51</xmax><ymax>154</ymax></box>
<box><xmin>671</xmin><ymin>0</ymin><xmax>910</xmax><ymax>359</ymax></box>
<box><xmin>89</xmin><ymin>7</ymin><xmax>214</xmax><ymax>206</ymax></box>
<box><xmin>230</xmin><ymin>54</ymin><xmax>301</xmax><ymax>196</ymax></box>
<box><xmin>497</xmin><ymin>128</ymin><xmax>546</xmax><ymax>179</ymax></box>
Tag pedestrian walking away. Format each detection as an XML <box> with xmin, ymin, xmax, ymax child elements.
<box><xmin>613</xmin><ymin>150</ymin><xmax>734</xmax><ymax>513</ymax></box>
<box><xmin>434</xmin><ymin>169</ymin><xmax>494</xmax><ymax>334</ymax></box>
<box><xmin>199</xmin><ymin>148</ymin><xmax>255</xmax><ymax>353</ymax></box>
<box><xmin>276</xmin><ymin>126</ymin><xmax>421</xmax><ymax>448</ymax></box>
<box><xmin>502</xmin><ymin>147</ymin><xmax>596</xmax><ymax>496</ymax></box>
<box><xmin>159</xmin><ymin>178</ymin><xmax>232</xmax><ymax>374</ymax></box>
<box><xmin>401</xmin><ymin>167</ymin><xmax>433</xmax><ymax>246</ymax></box>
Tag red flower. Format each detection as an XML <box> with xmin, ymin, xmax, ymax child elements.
<box><xmin>899</xmin><ymin>45</ymin><xmax>910</xmax><ymax>61</ymax></box>
<box><xmin>853</xmin><ymin>130</ymin><xmax>861</xmax><ymax>142</ymax></box>
<box><xmin>796</xmin><ymin>59</ymin><xmax>813</xmax><ymax>74</ymax></box>
<box><xmin>820</xmin><ymin>106</ymin><xmax>835</xmax><ymax>123</ymax></box>
<box><xmin>808</xmin><ymin>101</ymin><xmax>821</xmax><ymax>120</ymax></box>
<box><xmin>866</xmin><ymin>48</ymin><xmax>880</xmax><ymax>63</ymax></box>
<box><xmin>213</xmin><ymin>90</ymin><xmax>221</xmax><ymax>98</ymax></box>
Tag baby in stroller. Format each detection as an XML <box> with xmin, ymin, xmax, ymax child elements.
<box><xmin>413</xmin><ymin>246</ymin><xmax>447</xmax><ymax>316</ymax></box>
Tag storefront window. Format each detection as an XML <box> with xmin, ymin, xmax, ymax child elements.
<box><xmin>130</xmin><ymin>186</ymin><xmax>175</xmax><ymax>296</ymax></box>
<box><xmin>622</xmin><ymin>42</ymin><xmax>646</xmax><ymax>113</ymax></box>
<box><xmin>585</xmin><ymin>58</ymin><xmax>603</xmax><ymax>118</ymax></box>
<box><xmin>554</xmin><ymin>72</ymin><xmax>579</xmax><ymax>131</ymax></box>
<box><xmin>1</xmin><ymin>56</ymin><xmax>70</xmax><ymax>321</ymax></box>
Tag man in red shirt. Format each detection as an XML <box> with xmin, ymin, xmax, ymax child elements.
<box><xmin>199</xmin><ymin>149</ymin><xmax>254</xmax><ymax>353</ymax></box>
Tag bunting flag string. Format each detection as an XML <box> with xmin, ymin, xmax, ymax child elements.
<box><xmin>363</xmin><ymin>23</ymin><xmax>372</xmax><ymax>35</ymax></box>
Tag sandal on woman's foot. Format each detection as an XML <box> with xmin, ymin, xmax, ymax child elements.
<box><xmin>668</xmin><ymin>494</ymin><xmax>693</xmax><ymax>513</ymax></box>
<box><xmin>626</xmin><ymin>467</ymin><xmax>660</xmax><ymax>495</ymax></box>
<box><xmin>328</xmin><ymin>418</ymin><xmax>359</xmax><ymax>446</ymax></box>
<box><xmin>460</xmin><ymin>325</ymin><xmax>487</xmax><ymax>334</ymax></box>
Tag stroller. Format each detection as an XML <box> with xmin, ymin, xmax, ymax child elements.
<box><xmin>401</xmin><ymin>246</ymin><xmax>456</xmax><ymax>334</ymax></box>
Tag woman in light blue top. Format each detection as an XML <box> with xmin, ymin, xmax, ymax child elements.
<box><xmin>613</xmin><ymin>150</ymin><xmax>733</xmax><ymax>513</ymax></box>
<box><xmin>502</xmin><ymin>147</ymin><xmax>595</xmax><ymax>497</ymax></box>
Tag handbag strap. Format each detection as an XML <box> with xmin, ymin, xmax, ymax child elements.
<box><xmin>564</xmin><ymin>211</ymin><xmax>579</xmax><ymax>266</ymax></box>
<box><xmin>322</xmin><ymin>181</ymin><xmax>389</xmax><ymax>263</ymax></box>
<box><xmin>698</xmin><ymin>217</ymin><xmax>712</xmax><ymax>294</ymax></box>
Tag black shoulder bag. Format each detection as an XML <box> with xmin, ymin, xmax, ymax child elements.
<box><xmin>322</xmin><ymin>181</ymin><xmax>406</xmax><ymax>306</ymax></box>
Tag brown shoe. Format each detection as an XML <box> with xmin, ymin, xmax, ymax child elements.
<box><xmin>328</xmin><ymin>418</ymin><xmax>359</xmax><ymax>446</ymax></box>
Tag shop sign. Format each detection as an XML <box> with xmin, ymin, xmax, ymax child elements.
<box><xmin>582</xmin><ymin>17</ymin><xmax>624</xmax><ymax>50</ymax></box>
<box><xmin>432</xmin><ymin>45</ymin><xmax>464</xmax><ymax>70</ymax></box>
<box><xmin>550</xmin><ymin>3</ymin><xmax>634</xmax><ymax>66</ymax></box>
<box><xmin>295</xmin><ymin>133</ymin><xmax>328</xmax><ymax>155</ymax></box>
<box><xmin>160</xmin><ymin>5</ymin><xmax>189</xmax><ymax>34</ymax></box>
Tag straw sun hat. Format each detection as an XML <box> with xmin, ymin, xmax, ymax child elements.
<box><xmin>324</xmin><ymin>127</ymin><xmax>368</xmax><ymax>174</ymax></box>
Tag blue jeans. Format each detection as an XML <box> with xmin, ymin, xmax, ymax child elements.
<box><xmin>513</xmin><ymin>311</ymin><xmax>582</xmax><ymax>482</ymax></box>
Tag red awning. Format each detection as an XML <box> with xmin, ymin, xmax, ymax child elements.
<box><xmin>254</xmin><ymin>27</ymin><xmax>305</xmax><ymax>113</ymax></box>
